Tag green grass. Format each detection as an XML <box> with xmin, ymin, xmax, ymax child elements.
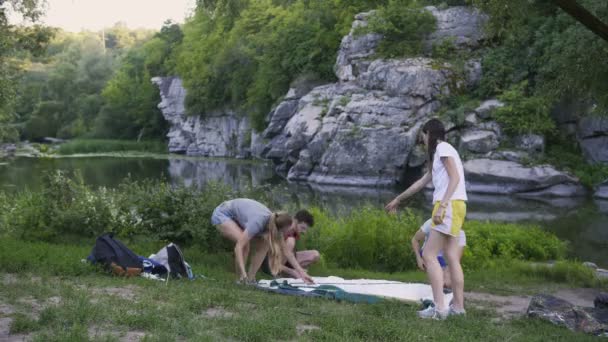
<box><xmin>56</xmin><ymin>139</ymin><xmax>167</xmax><ymax>155</ymax></box>
<box><xmin>0</xmin><ymin>238</ymin><xmax>605</xmax><ymax>341</ymax></box>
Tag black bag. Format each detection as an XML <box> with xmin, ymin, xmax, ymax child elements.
<box><xmin>88</xmin><ymin>233</ymin><xmax>143</xmax><ymax>273</ymax></box>
<box><xmin>150</xmin><ymin>243</ymin><xmax>191</xmax><ymax>279</ymax></box>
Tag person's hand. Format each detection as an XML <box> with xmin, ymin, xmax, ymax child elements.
<box><xmin>433</xmin><ymin>206</ymin><xmax>445</xmax><ymax>225</ymax></box>
<box><xmin>385</xmin><ymin>198</ymin><xmax>400</xmax><ymax>214</ymax></box>
<box><xmin>416</xmin><ymin>258</ymin><xmax>426</xmax><ymax>272</ymax></box>
<box><xmin>299</xmin><ymin>271</ymin><xmax>314</xmax><ymax>285</ymax></box>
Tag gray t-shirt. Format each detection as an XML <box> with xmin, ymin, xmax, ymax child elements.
<box><xmin>225</xmin><ymin>198</ymin><xmax>272</xmax><ymax>237</ymax></box>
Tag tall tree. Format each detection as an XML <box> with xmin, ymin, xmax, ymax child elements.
<box><xmin>1</xmin><ymin>0</ymin><xmax>52</xmax><ymax>142</ymax></box>
<box><xmin>553</xmin><ymin>0</ymin><xmax>608</xmax><ymax>42</ymax></box>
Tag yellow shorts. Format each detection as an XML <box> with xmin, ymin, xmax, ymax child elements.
<box><xmin>431</xmin><ymin>200</ymin><xmax>466</xmax><ymax>237</ymax></box>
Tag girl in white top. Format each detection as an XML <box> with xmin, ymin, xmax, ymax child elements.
<box><xmin>386</xmin><ymin>118</ymin><xmax>467</xmax><ymax>320</ymax></box>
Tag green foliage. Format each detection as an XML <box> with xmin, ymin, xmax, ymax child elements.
<box><xmin>95</xmin><ymin>22</ymin><xmax>181</xmax><ymax>140</ymax></box>
<box><xmin>299</xmin><ymin>206</ymin><xmax>568</xmax><ymax>272</ymax></box>
<box><xmin>472</xmin><ymin>0</ymin><xmax>608</xmax><ymax>110</ymax></box>
<box><xmin>360</xmin><ymin>0</ymin><xmax>437</xmax><ymax>58</ymax></box>
<box><xmin>438</xmin><ymin>95</ymin><xmax>479</xmax><ymax>127</ymax></box>
<box><xmin>493</xmin><ymin>81</ymin><xmax>555</xmax><ymax>136</ymax></box>
<box><xmin>539</xmin><ymin>138</ymin><xmax>608</xmax><ymax>188</ymax></box>
<box><xmin>1</xmin><ymin>177</ymin><xmax>570</xmax><ymax>273</ymax></box>
<box><xmin>462</xmin><ymin>220</ymin><xmax>568</xmax><ymax>269</ymax></box>
<box><xmin>0</xmin><ymin>1</ymin><xmax>52</xmax><ymax>143</ymax></box>
<box><xmin>56</xmin><ymin>139</ymin><xmax>167</xmax><ymax>155</ymax></box>
<box><xmin>177</xmin><ymin>0</ymin><xmax>383</xmax><ymax>130</ymax></box>
<box><xmin>0</xmin><ymin>171</ymin><xmax>239</xmax><ymax>250</ymax></box>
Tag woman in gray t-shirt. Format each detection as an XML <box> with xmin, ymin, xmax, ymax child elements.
<box><xmin>211</xmin><ymin>198</ymin><xmax>292</xmax><ymax>283</ymax></box>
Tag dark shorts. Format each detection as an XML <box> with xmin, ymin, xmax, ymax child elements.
<box><xmin>261</xmin><ymin>255</ymin><xmax>293</xmax><ymax>276</ymax></box>
<box><xmin>420</xmin><ymin>250</ymin><xmax>447</xmax><ymax>268</ymax></box>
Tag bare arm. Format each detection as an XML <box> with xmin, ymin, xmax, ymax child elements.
<box><xmin>282</xmin><ymin>237</ymin><xmax>314</xmax><ymax>284</ymax></box>
<box><xmin>411</xmin><ymin>229</ymin><xmax>426</xmax><ymax>271</ymax></box>
<box><xmin>385</xmin><ymin>171</ymin><xmax>432</xmax><ymax>213</ymax></box>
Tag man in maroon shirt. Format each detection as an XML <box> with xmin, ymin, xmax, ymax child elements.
<box><xmin>262</xmin><ymin>210</ymin><xmax>319</xmax><ymax>281</ymax></box>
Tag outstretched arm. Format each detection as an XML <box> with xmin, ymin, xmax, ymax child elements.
<box><xmin>411</xmin><ymin>230</ymin><xmax>426</xmax><ymax>271</ymax></box>
<box><xmin>282</xmin><ymin>237</ymin><xmax>314</xmax><ymax>284</ymax></box>
<box><xmin>385</xmin><ymin>171</ymin><xmax>432</xmax><ymax>213</ymax></box>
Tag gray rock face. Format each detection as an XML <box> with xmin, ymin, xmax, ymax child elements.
<box><xmin>152</xmin><ymin>76</ymin><xmax>252</xmax><ymax>158</ymax></box>
<box><xmin>475</xmin><ymin>99</ymin><xmax>504</xmax><ymax>119</ymax></box>
<box><xmin>425</xmin><ymin>6</ymin><xmax>488</xmax><ymax>50</ymax></box>
<box><xmin>513</xmin><ymin>134</ymin><xmax>545</xmax><ymax>153</ymax></box>
<box><xmin>578</xmin><ymin>116</ymin><xmax>608</xmax><ymax>164</ymax></box>
<box><xmin>464</xmin><ymin>159</ymin><xmax>586</xmax><ymax>197</ymax></box>
<box><xmin>459</xmin><ymin>129</ymin><xmax>499</xmax><ymax>154</ymax></box>
<box><xmin>152</xmin><ymin>8</ymin><xmax>585</xmax><ymax>195</ymax></box>
<box><xmin>596</xmin><ymin>180</ymin><xmax>608</xmax><ymax>199</ymax></box>
<box><xmin>335</xmin><ymin>11</ymin><xmax>383</xmax><ymax>82</ymax></box>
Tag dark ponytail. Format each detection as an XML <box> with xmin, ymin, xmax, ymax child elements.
<box><xmin>422</xmin><ymin>119</ymin><xmax>446</xmax><ymax>169</ymax></box>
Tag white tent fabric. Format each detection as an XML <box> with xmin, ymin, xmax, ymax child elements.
<box><xmin>258</xmin><ymin>276</ymin><xmax>453</xmax><ymax>304</ymax></box>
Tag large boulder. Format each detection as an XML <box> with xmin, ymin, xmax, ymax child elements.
<box><xmin>425</xmin><ymin>6</ymin><xmax>488</xmax><ymax>50</ymax></box>
<box><xmin>578</xmin><ymin>116</ymin><xmax>608</xmax><ymax>164</ymax></box>
<box><xmin>527</xmin><ymin>294</ymin><xmax>608</xmax><ymax>337</ymax></box>
<box><xmin>475</xmin><ymin>99</ymin><xmax>504</xmax><ymax>119</ymax></box>
<box><xmin>335</xmin><ymin>11</ymin><xmax>383</xmax><ymax>82</ymax></box>
<box><xmin>358</xmin><ymin>58</ymin><xmax>453</xmax><ymax>99</ymax></box>
<box><xmin>459</xmin><ymin>129</ymin><xmax>499</xmax><ymax>154</ymax></box>
<box><xmin>596</xmin><ymin>180</ymin><xmax>608</xmax><ymax>199</ymax></box>
<box><xmin>464</xmin><ymin>159</ymin><xmax>586</xmax><ymax>197</ymax></box>
<box><xmin>152</xmin><ymin>76</ymin><xmax>252</xmax><ymax>158</ymax></box>
<box><xmin>512</xmin><ymin>134</ymin><xmax>545</xmax><ymax>153</ymax></box>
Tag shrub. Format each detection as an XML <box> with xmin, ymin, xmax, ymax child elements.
<box><xmin>299</xmin><ymin>207</ymin><xmax>568</xmax><ymax>272</ymax></box>
<box><xmin>359</xmin><ymin>0</ymin><xmax>437</xmax><ymax>58</ymax></box>
<box><xmin>493</xmin><ymin>81</ymin><xmax>556</xmax><ymax>136</ymax></box>
<box><xmin>0</xmin><ymin>174</ymin><xmax>570</xmax><ymax>271</ymax></box>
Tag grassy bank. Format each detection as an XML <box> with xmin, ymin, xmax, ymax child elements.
<box><xmin>0</xmin><ymin>238</ymin><xmax>604</xmax><ymax>341</ymax></box>
<box><xmin>56</xmin><ymin>139</ymin><xmax>167</xmax><ymax>155</ymax></box>
<box><xmin>0</xmin><ymin>172</ymin><xmax>572</xmax><ymax>273</ymax></box>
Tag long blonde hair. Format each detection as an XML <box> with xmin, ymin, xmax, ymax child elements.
<box><xmin>268</xmin><ymin>211</ymin><xmax>292</xmax><ymax>276</ymax></box>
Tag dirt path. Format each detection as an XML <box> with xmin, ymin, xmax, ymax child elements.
<box><xmin>465</xmin><ymin>288</ymin><xmax>603</xmax><ymax>319</ymax></box>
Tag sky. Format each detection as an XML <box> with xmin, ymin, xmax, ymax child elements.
<box><xmin>11</xmin><ymin>0</ymin><xmax>197</xmax><ymax>32</ymax></box>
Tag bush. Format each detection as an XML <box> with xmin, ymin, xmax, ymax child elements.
<box><xmin>359</xmin><ymin>0</ymin><xmax>437</xmax><ymax>58</ymax></box>
<box><xmin>493</xmin><ymin>81</ymin><xmax>556</xmax><ymax>136</ymax></box>
<box><xmin>299</xmin><ymin>206</ymin><xmax>568</xmax><ymax>272</ymax></box>
<box><xmin>0</xmin><ymin>174</ymin><xmax>570</xmax><ymax>271</ymax></box>
<box><xmin>462</xmin><ymin>220</ymin><xmax>568</xmax><ymax>269</ymax></box>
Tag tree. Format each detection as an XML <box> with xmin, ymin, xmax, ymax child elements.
<box><xmin>0</xmin><ymin>0</ymin><xmax>52</xmax><ymax>142</ymax></box>
<box><xmin>552</xmin><ymin>0</ymin><xmax>608</xmax><ymax>42</ymax></box>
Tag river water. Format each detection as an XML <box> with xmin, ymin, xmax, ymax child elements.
<box><xmin>1</xmin><ymin>155</ymin><xmax>607</xmax><ymax>267</ymax></box>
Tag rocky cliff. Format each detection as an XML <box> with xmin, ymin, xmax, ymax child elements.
<box><xmin>154</xmin><ymin>6</ymin><xmax>605</xmax><ymax>198</ymax></box>
<box><xmin>151</xmin><ymin>77</ymin><xmax>254</xmax><ymax>158</ymax></box>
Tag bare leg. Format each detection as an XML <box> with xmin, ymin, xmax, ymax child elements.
<box><xmin>216</xmin><ymin>220</ymin><xmax>249</xmax><ymax>277</ymax></box>
<box><xmin>445</xmin><ymin>236</ymin><xmax>464</xmax><ymax>310</ymax></box>
<box><xmin>247</xmin><ymin>235</ymin><xmax>270</xmax><ymax>281</ymax></box>
<box><xmin>295</xmin><ymin>250</ymin><xmax>320</xmax><ymax>268</ymax></box>
<box><xmin>422</xmin><ymin>230</ymin><xmax>448</xmax><ymax>311</ymax></box>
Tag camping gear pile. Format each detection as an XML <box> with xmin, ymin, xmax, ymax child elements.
<box><xmin>86</xmin><ymin>233</ymin><xmax>193</xmax><ymax>281</ymax></box>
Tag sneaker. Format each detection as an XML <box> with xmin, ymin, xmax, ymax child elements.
<box><xmin>449</xmin><ymin>304</ymin><xmax>466</xmax><ymax>316</ymax></box>
<box><xmin>417</xmin><ymin>305</ymin><xmax>449</xmax><ymax>320</ymax></box>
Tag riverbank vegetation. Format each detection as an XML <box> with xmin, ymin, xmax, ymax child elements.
<box><xmin>56</xmin><ymin>139</ymin><xmax>167</xmax><ymax>155</ymax></box>
<box><xmin>0</xmin><ymin>171</ymin><xmax>599</xmax><ymax>280</ymax></box>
